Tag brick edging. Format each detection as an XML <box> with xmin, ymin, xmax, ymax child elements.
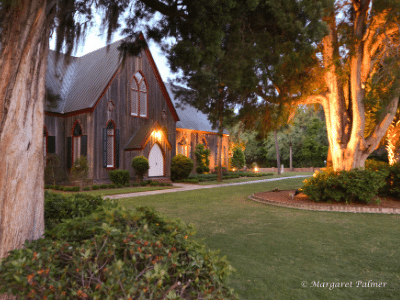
<box><xmin>248</xmin><ymin>194</ymin><xmax>400</xmax><ymax>214</ymax></box>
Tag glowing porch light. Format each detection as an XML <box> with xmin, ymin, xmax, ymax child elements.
<box><xmin>254</xmin><ymin>167</ymin><xmax>259</xmax><ymax>172</ymax></box>
<box><xmin>152</xmin><ymin>130</ymin><xmax>162</xmax><ymax>140</ymax></box>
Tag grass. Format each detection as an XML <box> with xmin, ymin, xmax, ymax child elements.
<box><xmin>198</xmin><ymin>171</ymin><xmax>314</xmax><ymax>185</ymax></box>
<box><xmin>119</xmin><ymin>177</ymin><xmax>400</xmax><ymax>300</ymax></box>
<box><xmin>53</xmin><ymin>186</ymin><xmax>175</xmax><ymax>197</ymax></box>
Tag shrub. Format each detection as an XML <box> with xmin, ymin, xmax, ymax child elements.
<box><xmin>44</xmin><ymin>154</ymin><xmax>65</xmax><ymax>185</ymax></box>
<box><xmin>44</xmin><ymin>191</ymin><xmax>118</xmax><ymax>230</ymax></box>
<box><xmin>108</xmin><ymin>169</ymin><xmax>130</xmax><ymax>185</ymax></box>
<box><xmin>140</xmin><ymin>181</ymin><xmax>148</xmax><ymax>186</ymax></box>
<box><xmin>82</xmin><ymin>186</ymin><xmax>91</xmax><ymax>191</ymax></box>
<box><xmin>108</xmin><ymin>183</ymin><xmax>116</xmax><ymax>189</ymax></box>
<box><xmin>176</xmin><ymin>178</ymin><xmax>200</xmax><ymax>184</ymax></box>
<box><xmin>92</xmin><ymin>184</ymin><xmax>100</xmax><ymax>190</ymax></box>
<box><xmin>171</xmin><ymin>154</ymin><xmax>194</xmax><ymax>181</ymax></box>
<box><xmin>70</xmin><ymin>156</ymin><xmax>89</xmax><ymax>189</ymax></box>
<box><xmin>302</xmin><ymin>168</ymin><xmax>387</xmax><ymax>204</ymax></box>
<box><xmin>381</xmin><ymin>163</ymin><xmax>400</xmax><ymax>198</ymax></box>
<box><xmin>116</xmin><ymin>183</ymin><xmax>123</xmax><ymax>188</ymax></box>
<box><xmin>124</xmin><ymin>183</ymin><xmax>130</xmax><ymax>187</ymax></box>
<box><xmin>44</xmin><ymin>184</ymin><xmax>51</xmax><ymax>190</ymax></box>
<box><xmin>99</xmin><ymin>184</ymin><xmax>108</xmax><ymax>189</ymax></box>
<box><xmin>131</xmin><ymin>182</ymin><xmax>140</xmax><ymax>187</ymax></box>
<box><xmin>194</xmin><ymin>144</ymin><xmax>210</xmax><ymax>174</ymax></box>
<box><xmin>230</xmin><ymin>147</ymin><xmax>245</xmax><ymax>170</ymax></box>
<box><xmin>0</xmin><ymin>207</ymin><xmax>237</xmax><ymax>300</ymax></box>
<box><xmin>131</xmin><ymin>156</ymin><xmax>149</xmax><ymax>182</ymax></box>
<box><xmin>214</xmin><ymin>166</ymin><xmax>228</xmax><ymax>175</ymax></box>
<box><xmin>150</xmin><ymin>180</ymin><xmax>159</xmax><ymax>186</ymax></box>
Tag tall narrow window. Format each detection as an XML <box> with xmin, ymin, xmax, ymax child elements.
<box><xmin>107</xmin><ymin>121</ymin><xmax>115</xmax><ymax>167</ymax></box>
<box><xmin>73</xmin><ymin>122</ymin><xmax>82</xmax><ymax>163</ymax></box>
<box><xmin>69</xmin><ymin>121</ymin><xmax>86</xmax><ymax>169</ymax></box>
<box><xmin>178</xmin><ymin>137</ymin><xmax>188</xmax><ymax>157</ymax></box>
<box><xmin>130</xmin><ymin>72</ymin><xmax>148</xmax><ymax>117</ymax></box>
<box><xmin>43</xmin><ymin>127</ymin><xmax>48</xmax><ymax>156</ymax></box>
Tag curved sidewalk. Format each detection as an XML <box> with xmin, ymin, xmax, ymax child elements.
<box><xmin>107</xmin><ymin>175</ymin><xmax>309</xmax><ymax>199</ymax></box>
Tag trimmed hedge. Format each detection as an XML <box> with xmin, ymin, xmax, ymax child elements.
<box><xmin>109</xmin><ymin>169</ymin><xmax>130</xmax><ymax>185</ymax></box>
<box><xmin>302</xmin><ymin>168</ymin><xmax>388</xmax><ymax>204</ymax></box>
<box><xmin>171</xmin><ymin>154</ymin><xmax>194</xmax><ymax>181</ymax></box>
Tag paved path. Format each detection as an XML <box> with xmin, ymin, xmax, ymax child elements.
<box><xmin>107</xmin><ymin>175</ymin><xmax>310</xmax><ymax>199</ymax></box>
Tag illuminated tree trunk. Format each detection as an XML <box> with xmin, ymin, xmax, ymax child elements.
<box><xmin>306</xmin><ymin>2</ymin><xmax>399</xmax><ymax>171</ymax></box>
<box><xmin>0</xmin><ymin>1</ymin><xmax>50</xmax><ymax>290</ymax></box>
<box><xmin>386</xmin><ymin>120</ymin><xmax>400</xmax><ymax>165</ymax></box>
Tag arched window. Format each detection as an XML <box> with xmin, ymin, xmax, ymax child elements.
<box><xmin>102</xmin><ymin>121</ymin><xmax>120</xmax><ymax>169</ymax></box>
<box><xmin>72</xmin><ymin>122</ymin><xmax>82</xmax><ymax>163</ymax></box>
<box><xmin>131</xmin><ymin>72</ymin><xmax>148</xmax><ymax>117</ymax></box>
<box><xmin>106</xmin><ymin>121</ymin><xmax>115</xmax><ymax>167</ymax></box>
<box><xmin>178</xmin><ymin>137</ymin><xmax>188</xmax><ymax>157</ymax></box>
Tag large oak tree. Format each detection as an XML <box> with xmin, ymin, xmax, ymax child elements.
<box><xmin>303</xmin><ymin>0</ymin><xmax>400</xmax><ymax>170</ymax></box>
<box><xmin>0</xmin><ymin>2</ymin><xmax>125</xmax><ymax>291</ymax></box>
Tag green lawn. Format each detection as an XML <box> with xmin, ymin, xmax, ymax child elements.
<box><xmin>198</xmin><ymin>171</ymin><xmax>314</xmax><ymax>185</ymax></box>
<box><xmin>119</xmin><ymin>177</ymin><xmax>400</xmax><ymax>300</ymax></box>
<box><xmin>52</xmin><ymin>186</ymin><xmax>175</xmax><ymax>197</ymax></box>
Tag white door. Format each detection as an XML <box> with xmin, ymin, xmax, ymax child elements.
<box><xmin>148</xmin><ymin>143</ymin><xmax>164</xmax><ymax>177</ymax></box>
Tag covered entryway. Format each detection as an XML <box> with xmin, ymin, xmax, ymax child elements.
<box><xmin>148</xmin><ymin>143</ymin><xmax>164</xmax><ymax>177</ymax></box>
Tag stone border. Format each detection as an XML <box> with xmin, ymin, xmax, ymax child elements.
<box><xmin>248</xmin><ymin>194</ymin><xmax>400</xmax><ymax>214</ymax></box>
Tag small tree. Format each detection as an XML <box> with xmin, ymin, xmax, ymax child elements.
<box><xmin>171</xmin><ymin>154</ymin><xmax>194</xmax><ymax>181</ymax></box>
<box><xmin>70</xmin><ymin>156</ymin><xmax>89</xmax><ymax>190</ymax></box>
<box><xmin>230</xmin><ymin>147</ymin><xmax>245</xmax><ymax>170</ymax></box>
<box><xmin>131</xmin><ymin>156</ymin><xmax>149</xmax><ymax>182</ymax></box>
<box><xmin>44</xmin><ymin>154</ymin><xmax>64</xmax><ymax>185</ymax></box>
<box><xmin>194</xmin><ymin>144</ymin><xmax>210</xmax><ymax>174</ymax></box>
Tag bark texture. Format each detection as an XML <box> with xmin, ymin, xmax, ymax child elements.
<box><xmin>0</xmin><ymin>0</ymin><xmax>51</xmax><ymax>270</ymax></box>
<box><xmin>305</xmin><ymin>0</ymin><xmax>399</xmax><ymax>171</ymax></box>
<box><xmin>386</xmin><ymin>120</ymin><xmax>400</xmax><ymax>165</ymax></box>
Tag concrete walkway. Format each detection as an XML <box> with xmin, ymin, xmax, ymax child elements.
<box><xmin>107</xmin><ymin>175</ymin><xmax>310</xmax><ymax>199</ymax></box>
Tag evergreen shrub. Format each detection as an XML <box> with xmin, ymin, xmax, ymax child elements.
<box><xmin>92</xmin><ymin>185</ymin><xmax>100</xmax><ymax>190</ymax></box>
<box><xmin>150</xmin><ymin>180</ymin><xmax>159</xmax><ymax>186</ymax></box>
<box><xmin>302</xmin><ymin>168</ymin><xmax>387</xmax><ymax>204</ymax></box>
<box><xmin>140</xmin><ymin>181</ymin><xmax>148</xmax><ymax>186</ymax></box>
<box><xmin>131</xmin><ymin>156</ymin><xmax>149</xmax><ymax>182</ymax></box>
<box><xmin>99</xmin><ymin>184</ymin><xmax>109</xmax><ymax>189</ymax></box>
<box><xmin>108</xmin><ymin>169</ymin><xmax>130</xmax><ymax>185</ymax></box>
<box><xmin>108</xmin><ymin>184</ymin><xmax>116</xmax><ymax>189</ymax></box>
<box><xmin>131</xmin><ymin>182</ymin><xmax>140</xmax><ymax>187</ymax></box>
<box><xmin>82</xmin><ymin>186</ymin><xmax>91</xmax><ymax>191</ymax></box>
<box><xmin>171</xmin><ymin>154</ymin><xmax>194</xmax><ymax>181</ymax></box>
<box><xmin>0</xmin><ymin>206</ymin><xmax>237</xmax><ymax>300</ymax></box>
<box><xmin>44</xmin><ymin>191</ymin><xmax>117</xmax><ymax>230</ymax></box>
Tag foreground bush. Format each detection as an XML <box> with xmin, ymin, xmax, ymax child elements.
<box><xmin>108</xmin><ymin>169</ymin><xmax>130</xmax><ymax>185</ymax></box>
<box><xmin>171</xmin><ymin>154</ymin><xmax>194</xmax><ymax>181</ymax></box>
<box><xmin>0</xmin><ymin>206</ymin><xmax>237</xmax><ymax>300</ymax></box>
<box><xmin>44</xmin><ymin>191</ymin><xmax>118</xmax><ymax>230</ymax></box>
<box><xmin>302</xmin><ymin>168</ymin><xmax>387</xmax><ymax>204</ymax></box>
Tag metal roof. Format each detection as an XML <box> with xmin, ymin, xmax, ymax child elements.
<box><xmin>46</xmin><ymin>41</ymin><xmax>123</xmax><ymax>114</ymax></box>
<box><xmin>165</xmin><ymin>83</ymin><xmax>228</xmax><ymax>135</ymax></box>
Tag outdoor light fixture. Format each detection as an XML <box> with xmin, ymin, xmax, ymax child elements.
<box><xmin>254</xmin><ymin>167</ymin><xmax>259</xmax><ymax>172</ymax></box>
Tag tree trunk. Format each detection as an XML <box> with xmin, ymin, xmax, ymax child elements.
<box><xmin>306</xmin><ymin>3</ymin><xmax>399</xmax><ymax>171</ymax></box>
<box><xmin>0</xmin><ymin>1</ymin><xmax>50</xmax><ymax>292</ymax></box>
<box><xmin>289</xmin><ymin>141</ymin><xmax>293</xmax><ymax>171</ymax></box>
<box><xmin>326</xmin><ymin>147</ymin><xmax>333</xmax><ymax>168</ymax></box>
<box><xmin>274</xmin><ymin>129</ymin><xmax>281</xmax><ymax>175</ymax></box>
<box><xmin>217</xmin><ymin>116</ymin><xmax>223</xmax><ymax>183</ymax></box>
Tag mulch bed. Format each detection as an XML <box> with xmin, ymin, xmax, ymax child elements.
<box><xmin>254</xmin><ymin>190</ymin><xmax>400</xmax><ymax>209</ymax></box>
